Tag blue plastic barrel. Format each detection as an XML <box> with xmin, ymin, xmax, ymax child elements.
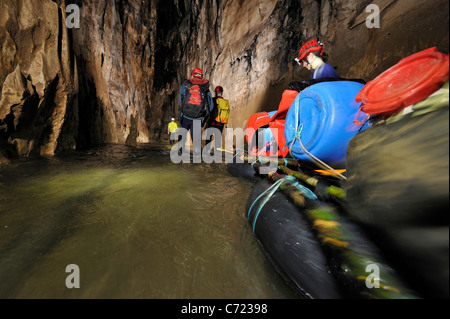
<box><xmin>284</xmin><ymin>81</ymin><xmax>368</xmax><ymax>168</ymax></box>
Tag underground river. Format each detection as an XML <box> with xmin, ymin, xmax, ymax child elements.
<box><xmin>0</xmin><ymin>143</ymin><xmax>299</xmax><ymax>299</ymax></box>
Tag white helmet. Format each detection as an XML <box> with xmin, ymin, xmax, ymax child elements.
<box><xmin>171</xmin><ymin>118</ymin><xmax>175</xmax><ymax>121</ymax></box>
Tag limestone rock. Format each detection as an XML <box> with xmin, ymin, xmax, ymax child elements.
<box><xmin>0</xmin><ymin>0</ymin><xmax>78</xmax><ymax>157</ymax></box>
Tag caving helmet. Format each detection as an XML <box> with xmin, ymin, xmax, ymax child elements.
<box><xmin>215</xmin><ymin>86</ymin><xmax>223</xmax><ymax>93</ymax></box>
<box><xmin>296</xmin><ymin>40</ymin><xmax>324</xmax><ymax>64</ymax></box>
<box><xmin>191</xmin><ymin>68</ymin><xmax>203</xmax><ymax>79</ymax></box>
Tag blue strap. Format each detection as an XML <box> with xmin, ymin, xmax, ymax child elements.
<box><xmin>247</xmin><ymin>176</ymin><xmax>317</xmax><ymax>234</ymax></box>
<box><xmin>287</xmin><ymin>96</ymin><xmax>302</xmax><ymax>156</ymax></box>
<box><xmin>248</xmin><ymin>177</ymin><xmax>291</xmax><ymax>233</ymax></box>
<box><xmin>232</xmin><ymin>148</ymin><xmax>248</xmax><ymax>159</ymax></box>
<box><xmin>291</xmin><ymin>181</ymin><xmax>317</xmax><ymax>200</ymax></box>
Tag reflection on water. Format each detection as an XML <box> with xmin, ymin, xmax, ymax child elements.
<box><xmin>0</xmin><ymin>143</ymin><xmax>298</xmax><ymax>299</ymax></box>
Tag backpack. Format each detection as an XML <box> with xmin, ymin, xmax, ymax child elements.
<box><xmin>181</xmin><ymin>79</ymin><xmax>210</xmax><ymax>118</ymax></box>
<box><xmin>214</xmin><ymin>98</ymin><xmax>230</xmax><ymax>124</ymax></box>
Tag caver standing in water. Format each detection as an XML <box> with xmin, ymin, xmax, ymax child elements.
<box><xmin>167</xmin><ymin>118</ymin><xmax>178</xmax><ymax>145</ymax></box>
<box><xmin>178</xmin><ymin>68</ymin><xmax>214</xmax><ymax>157</ymax></box>
<box><xmin>204</xmin><ymin>86</ymin><xmax>230</xmax><ymax>154</ymax></box>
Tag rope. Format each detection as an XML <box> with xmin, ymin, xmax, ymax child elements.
<box><xmin>250</xmin><ymin>159</ymin><xmax>259</xmax><ymax>169</ymax></box>
<box><xmin>288</xmin><ymin>97</ymin><xmax>347</xmax><ymax>181</ymax></box>
<box><xmin>247</xmin><ymin>175</ymin><xmax>317</xmax><ymax>234</ymax></box>
<box><xmin>235</xmin><ymin>147</ymin><xmax>248</xmax><ymax>154</ymax></box>
<box><xmin>353</xmin><ymin>106</ymin><xmax>370</xmax><ymax>126</ymax></box>
<box><xmin>216</xmin><ymin>147</ymin><xmax>248</xmax><ymax>160</ymax></box>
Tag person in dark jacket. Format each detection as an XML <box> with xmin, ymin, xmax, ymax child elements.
<box><xmin>178</xmin><ymin>68</ymin><xmax>214</xmax><ymax>157</ymax></box>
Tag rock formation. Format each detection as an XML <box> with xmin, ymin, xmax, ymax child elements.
<box><xmin>0</xmin><ymin>0</ymin><xmax>448</xmax><ymax>161</ymax></box>
<box><xmin>0</xmin><ymin>0</ymin><xmax>77</xmax><ymax>159</ymax></box>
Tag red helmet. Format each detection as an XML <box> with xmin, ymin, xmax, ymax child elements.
<box><xmin>214</xmin><ymin>86</ymin><xmax>223</xmax><ymax>93</ymax></box>
<box><xmin>191</xmin><ymin>68</ymin><xmax>203</xmax><ymax>79</ymax></box>
<box><xmin>297</xmin><ymin>40</ymin><xmax>324</xmax><ymax>62</ymax></box>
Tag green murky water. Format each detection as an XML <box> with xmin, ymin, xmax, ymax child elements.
<box><xmin>0</xmin><ymin>143</ymin><xmax>298</xmax><ymax>299</ymax></box>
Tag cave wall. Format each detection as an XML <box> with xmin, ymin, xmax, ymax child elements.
<box><xmin>70</xmin><ymin>0</ymin><xmax>156</xmax><ymax>147</ymax></box>
<box><xmin>0</xmin><ymin>0</ymin><xmax>77</xmax><ymax>159</ymax></box>
<box><xmin>0</xmin><ymin>0</ymin><xmax>448</xmax><ymax>161</ymax></box>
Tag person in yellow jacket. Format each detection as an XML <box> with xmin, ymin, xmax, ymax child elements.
<box><xmin>204</xmin><ymin>86</ymin><xmax>230</xmax><ymax>155</ymax></box>
<box><xmin>167</xmin><ymin>118</ymin><xmax>178</xmax><ymax>144</ymax></box>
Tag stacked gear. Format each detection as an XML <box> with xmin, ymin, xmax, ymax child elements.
<box><xmin>266</xmin><ymin>89</ymin><xmax>300</xmax><ymax>157</ymax></box>
<box><xmin>245</xmin><ymin>82</ymin><xmax>303</xmax><ymax>158</ymax></box>
<box><xmin>245</xmin><ymin>78</ymin><xmax>366</xmax><ymax>161</ymax></box>
<box><xmin>245</xmin><ymin>89</ymin><xmax>299</xmax><ymax>158</ymax></box>
<box><xmin>245</xmin><ymin>111</ymin><xmax>276</xmax><ymax>156</ymax></box>
<box><xmin>236</xmin><ymin>48</ymin><xmax>449</xmax><ymax>299</ymax></box>
<box><xmin>347</xmin><ymin>48</ymin><xmax>449</xmax><ymax>297</ymax></box>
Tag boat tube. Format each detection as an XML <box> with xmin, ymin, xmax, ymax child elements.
<box><xmin>246</xmin><ymin>178</ymin><xmax>343</xmax><ymax>299</ymax></box>
<box><xmin>246</xmin><ymin>167</ymin><xmax>419</xmax><ymax>299</ymax></box>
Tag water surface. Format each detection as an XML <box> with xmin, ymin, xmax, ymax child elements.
<box><xmin>0</xmin><ymin>143</ymin><xmax>298</xmax><ymax>299</ymax></box>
